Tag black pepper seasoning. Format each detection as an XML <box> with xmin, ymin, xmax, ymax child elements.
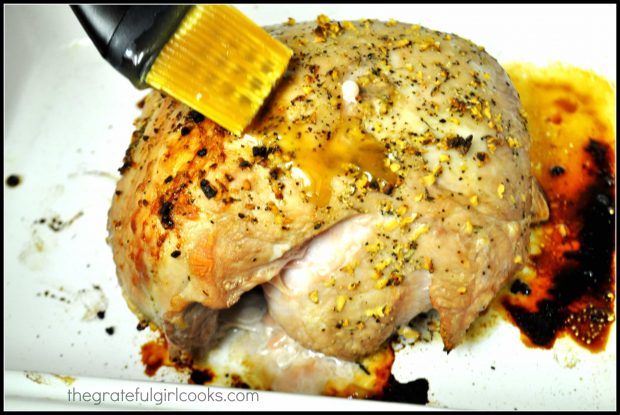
<box><xmin>188</xmin><ymin>110</ymin><xmax>206</xmax><ymax>123</ymax></box>
<box><xmin>252</xmin><ymin>146</ymin><xmax>272</xmax><ymax>158</ymax></box>
<box><xmin>200</xmin><ymin>179</ymin><xmax>218</xmax><ymax>199</ymax></box>
<box><xmin>159</xmin><ymin>199</ymin><xmax>174</xmax><ymax>229</ymax></box>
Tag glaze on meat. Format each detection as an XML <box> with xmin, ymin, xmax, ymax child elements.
<box><xmin>108</xmin><ymin>17</ymin><xmax>547</xmax><ymax>361</ymax></box>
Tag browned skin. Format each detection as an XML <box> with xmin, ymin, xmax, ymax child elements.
<box><xmin>108</xmin><ymin>18</ymin><xmax>547</xmax><ymax>360</ymax></box>
<box><xmin>107</xmin><ymin>93</ymin><xmax>320</xmax><ymax>358</ymax></box>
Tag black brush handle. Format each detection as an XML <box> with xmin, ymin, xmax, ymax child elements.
<box><xmin>71</xmin><ymin>5</ymin><xmax>191</xmax><ymax>88</ymax></box>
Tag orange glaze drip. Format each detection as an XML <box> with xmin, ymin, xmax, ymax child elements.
<box><xmin>260</xmin><ymin>119</ymin><xmax>398</xmax><ymax>207</ymax></box>
<box><xmin>323</xmin><ymin>345</ymin><xmax>395</xmax><ymax>398</ymax></box>
<box><xmin>503</xmin><ymin>63</ymin><xmax>616</xmax><ymax>351</ymax></box>
<box><xmin>141</xmin><ymin>336</ymin><xmax>170</xmax><ymax>377</ymax></box>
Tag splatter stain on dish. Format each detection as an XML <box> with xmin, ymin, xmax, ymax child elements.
<box><xmin>6</xmin><ymin>174</ymin><xmax>21</xmax><ymax>187</ymax></box>
<box><xmin>52</xmin><ymin>374</ymin><xmax>76</xmax><ymax>386</ymax></box>
<box><xmin>35</xmin><ymin>211</ymin><xmax>84</xmax><ymax>232</ymax></box>
<box><xmin>502</xmin><ymin>64</ymin><xmax>616</xmax><ymax>351</ymax></box>
<box><xmin>25</xmin><ymin>371</ymin><xmax>50</xmax><ymax>385</ymax></box>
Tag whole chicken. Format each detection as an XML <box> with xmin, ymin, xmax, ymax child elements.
<box><xmin>108</xmin><ymin>17</ymin><xmax>548</xmax><ymax>361</ymax></box>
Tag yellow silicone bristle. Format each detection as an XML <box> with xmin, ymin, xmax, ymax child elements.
<box><xmin>146</xmin><ymin>5</ymin><xmax>293</xmax><ymax>135</ymax></box>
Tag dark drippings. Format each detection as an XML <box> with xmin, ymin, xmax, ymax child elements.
<box><xmin>510</xmin><ymin>279</ymin><xmax>531</xmax><ymax>296</ymax></box>
<box><xmin>503</xmin><ymin>139</ymin><xmax>615</xmax><ymax>350</ymax></box>
<box><xmin>375</xmin><ymin>375</ymin><xmax>429</xmax><ymax>405</ymax></box>
<box><xmin>503</xmin><ymin>64</ymin><xmax>616</xmax><ymax>352</ymax></box>
<box><xmin>189</xmin><ymin>369</ymin><xmax>214</xmax><ymax>385</ymax></box>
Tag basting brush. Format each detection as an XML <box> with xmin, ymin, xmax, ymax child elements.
<box><xmin>71</xmin><ymin>5</ymin><xmax>292</xmax><ymax>135</ymax></box>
